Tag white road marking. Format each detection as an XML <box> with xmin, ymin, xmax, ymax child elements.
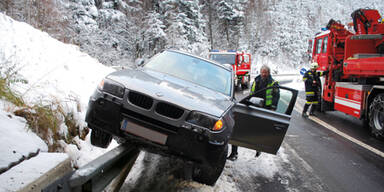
<box><xmin>284</xmin><ymin>143</ymin><xmax>314</xmax><ymax>173</ymax></box>
<box><xmin>295</xmin><ymin>97</ymin><xmax>384</xmax><ymax>158</ymax></box>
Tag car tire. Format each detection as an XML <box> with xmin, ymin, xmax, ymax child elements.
<box><xmin>90</xmin><ymin>128</ymin><xmax>112</xmax><ymax>148</ymax></box>
<box><xmin>369</xmin><ymin>93</ymin><xmax>384</xmax><ymax>140</ymax></box>
<box><xmin>192</xmin><ymin>144</ymin><xmax>228</xmax><ymax>186</ymax></box>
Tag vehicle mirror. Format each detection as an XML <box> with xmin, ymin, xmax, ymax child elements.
<box><xmin>135</xmin><ymin>58</ymin><xmax>145</xmax><ymax>68</ymax></box>
<box><xmin>249</xmin><ymin>97</ymin><xmax>264</xmax><ymax>107</ymax></box>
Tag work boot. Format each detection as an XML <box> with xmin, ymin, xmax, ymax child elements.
<box><xmin>255</xmin><ymin>151</ymin><xmax>261</xmax><ymax>158</ymax></box>
<box><xmin>227</xmin><ymin>153</ymin><xmax>238</xmax><ymax>161</ymax></box>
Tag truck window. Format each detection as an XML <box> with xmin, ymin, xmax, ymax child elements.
<box><xmin>244</xmin><ymin>55</ymin><xmax>249</xmax><ymax>63</ymax></box>
<box><xmin>322</xmin><ymin>36</ymin><xmax>328</xmax><ymax>53</ymax></box>
<box><xmin>315</xmin><ymin>38</ymin><xmax>323</xmax><ymax>54</ymax></box>
<box><xmin>209</xmin><ymin>54</ymin><xmax>236</xmax><ymax>65</ymax></box>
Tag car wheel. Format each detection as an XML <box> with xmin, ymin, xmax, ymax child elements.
<box><xmin>192</xmin><ymin>144</ymin><xmax>228</xmax><ymax>186</ymax></box>
<box><xmin>369</xmin><ymin>93</ymin><xmax>384</xmax><ymax>140</ymax></box>
<box><xmin>91</xmin><ymin>128</ymin><xmax>112</xmax><ymax>148</ymax></box>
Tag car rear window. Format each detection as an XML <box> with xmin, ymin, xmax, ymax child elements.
<box><xmin>209</xmin><ymin>54</ymin><xmax>236</xmax><ymax>65</ymax></box>
<box><xmin>144</xmin><ymin>51</ymin><xmax>232</xmax><ymax>96</ymax></box>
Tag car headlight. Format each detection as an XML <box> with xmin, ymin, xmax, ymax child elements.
<box><xmin>98</xmin><ymin>78</ymin><xmax>125</xmax><ymax>98</ymax></box>
<box><xmin>186</xmin><ymin>111</ymin><xmax>224</xmax><ymax>131</ymax></box>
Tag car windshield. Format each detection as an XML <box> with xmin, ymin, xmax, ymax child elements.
<box><xmin>209</xmin><ymin>54</ymin><xmax>236</xmax><ymax>65</ymax></box>
<box><xmin>144</xmin><ymin>51</ymin><xmax>232</xmax><ymax>96</ymax></box>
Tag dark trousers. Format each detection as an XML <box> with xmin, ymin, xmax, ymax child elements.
<box><xmin>230</xmin><ymin>145</ymin><xmax>238</xmax><ymax>155</ymax></box>
<box><xmin>303</xmin><ymin>91</ymin><xmax>319</xmax><ymax>114</ymax></box>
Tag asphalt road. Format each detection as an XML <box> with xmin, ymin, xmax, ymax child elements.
<box><xmin>120</xmin><ymin>88</ymin><xmax>384</xmax><ymax>192</ymax></box>
<box><xmin>235</xmin><ymin>88</ymin><xmax>384</xmax><ymax>192</ymax></box>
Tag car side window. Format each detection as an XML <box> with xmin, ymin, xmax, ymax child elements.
<box><xmin>240</xmin><ymin>86</ymin><xmax>297</xmax><ymax>115</ymax></box>
<box><xmin>275</xmin><ymin>89</ymin><xmax>293</xmax><ymax>114</ymax></box>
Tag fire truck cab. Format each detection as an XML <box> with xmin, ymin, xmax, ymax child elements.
<box><xmin>308</xmin><ymin>8</ymin><xmax>384</xmax><ymax>139</ymax></box>
<box><xmin>208</xmin><ymin>50</ymin><xmax>251</xmax><ymax>90</ymax></box>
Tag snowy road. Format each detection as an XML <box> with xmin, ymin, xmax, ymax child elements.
<box><xmin>118</xmin><ymin>88</ymin><xmax>384</xmax><ymax>192</ymax></box>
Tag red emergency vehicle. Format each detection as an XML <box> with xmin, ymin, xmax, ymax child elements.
<box><xmin>208</xmin><ymin>50</ymin><xmax>252</xmax><ymax>90</ymax></box>
<box><xmin>309</xmin><ymin>8</ymin><xmax>384</xmax><ymax>139</ymax></box>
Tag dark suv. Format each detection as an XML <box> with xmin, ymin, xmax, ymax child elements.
<box><xmin>85</xmin><ymin>50</ymin><xmax>297</xmax><ymax>185</ymax></box>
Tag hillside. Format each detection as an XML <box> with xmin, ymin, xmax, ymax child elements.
<box><xmin>1</xmin><ymin>0</ymin><xmax>383</xmax><ymax>71</ymax></box>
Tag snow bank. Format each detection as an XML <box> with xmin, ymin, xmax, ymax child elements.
<box><xmin>0</xmin><ymin>105</ymin><xmax>47</xmax><ymax>171</ymax></box>
<box><xmin>0</xmin><ymin>12</ymin><xmax>117</xmax><ymax>169</ymax></box>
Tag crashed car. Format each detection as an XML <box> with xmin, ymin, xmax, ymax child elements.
<box><xmin>85</xmin><ymin>49</ymin><xmax>298</xmax><ymax>185</ymax></box>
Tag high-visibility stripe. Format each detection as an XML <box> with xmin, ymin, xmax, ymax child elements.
<box><xmin>305</xmin><ymin>101</ymin><xmax>319</xmax><ymax>104</ymax></box>
<box><xmin>303</xmin><ymin>78</ymin><xmax>308</xmax><ymax>80</ymax></box>
<box><xmin>335</xmin><ymin>96</ymin><xmax>361</xmax><ymax>110</ymax></box>
<box><xmin>305</xmin><ymin>91</ymin><xmax>315</xmax><ymax>95</ymax></box>
<box><xmin>251</xmin><ymin>81</ymin><xmax>256</xmax><ymax>93</ymax></box>
<box><xmin>335</xmin><ymin>95</ymin><xmax>361</xmax><ymax>105</ymax></box>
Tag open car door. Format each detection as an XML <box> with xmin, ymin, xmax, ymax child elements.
<box><xmin>230</xmin><ymin>86</ymin><xmax>298</xmax><ymax>154</ymax></box>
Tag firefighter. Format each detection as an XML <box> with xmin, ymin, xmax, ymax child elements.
<box><xmin>227</xmin><ymin>65</ymin><xmax>279</xmax><ymax>161</ymax></box>
<box><xmin>302</xmin><ymin>62</ymin><xmax>328</xmax><ymax>118</ymax></box>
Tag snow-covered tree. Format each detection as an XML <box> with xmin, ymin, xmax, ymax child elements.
<box><xmin>159</xmin><ymin>0</ymin><xmax>208</xmax><ymax>54</ymax></box>
<box><xmin>212</xmin><ymin>0</ymin><xmax>244</xmax><ymax>49</ymax></box>
<box><xmin>139</xmin><ymin>11</ymin><xmax>167</xmax><ymax>58</ymax></box>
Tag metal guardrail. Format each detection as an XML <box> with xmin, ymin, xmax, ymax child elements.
<box><xmin>42</xmin><ymin>143</ymin><xmax>140</xmax><ymax>192</ymax></box>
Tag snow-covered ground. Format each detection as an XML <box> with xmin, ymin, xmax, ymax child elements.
<box><xmin>0</xmin><ymin>13</ymin><xmax>119</xmax><ymax>190</ymax></box>
<box><xmin>0</xmin><ymin>12</ymin><xmax>305</xmax><ymax>191</ymax></box>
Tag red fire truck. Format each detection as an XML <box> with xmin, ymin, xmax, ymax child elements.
<box><xmin>208</xmin><ymin>50</ymin><xmax>252</xmax><ymax>90</ymax></box>
<box><xmin>309</xmin><ymin>8</ymin><xmax>384</xmax><ymax>139</ymax></box>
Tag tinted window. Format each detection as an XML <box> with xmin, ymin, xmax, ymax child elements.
<box><xmin>209</xmin><ymin>54</ymin><xmax>236</xmax><ymax>65</ymax></box>
<box><xmin>322</xmin><ymin>36</ymin><xmax>328</xmax><ymax>53</ymax></box>
<box><xmin>315</xmin><ymin>38</ymin><xmax>323</xmax><ymax>54</ymax></box>
<box><xmin>144</xmin><ymin>51</ymin><xmax>232</xmax><ymax>96</ymax></box>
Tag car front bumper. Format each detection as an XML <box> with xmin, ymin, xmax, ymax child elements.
<box><xmin>85</xmin><ymin>90</ymin><xmax>231</xmax><ymax>164</ymax></box>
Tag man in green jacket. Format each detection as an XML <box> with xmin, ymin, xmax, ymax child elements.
<box><xmin>227</xmin><ymin>65</ymin><xmax>279</xmax><ymax>161</ymax></box>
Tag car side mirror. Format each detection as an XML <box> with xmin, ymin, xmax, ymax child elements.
<box><xmin>135</xmin><ymin>58</ymin><xmax>145</xmax><ymax>68</ymax></box>
<box><xmin>249</xmin><ymin>97</ymin><xmax>264</xmax><ymax>107</ymax></box>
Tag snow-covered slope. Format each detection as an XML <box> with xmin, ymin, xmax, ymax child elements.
<box><xmin>0</xmin><ymin>12</ymin><xmax>118</xmax><ymax>173</ymax></box>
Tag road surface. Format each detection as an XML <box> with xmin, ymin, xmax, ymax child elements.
<box><xmin>119</xmin><ymin>88</ymin><xmax>384</xmax><ymax>192</ymax></box>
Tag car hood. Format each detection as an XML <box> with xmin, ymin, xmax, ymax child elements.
<box><xmin>107</xmin><ymin>68</ymin><xmax>233</xmax><ymax>117</ymax></box>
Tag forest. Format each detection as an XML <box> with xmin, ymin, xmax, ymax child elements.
<box><xmin>1</xmin><ymin>0</ymin><xmax>383</xmax><ymax>71</ymax></box>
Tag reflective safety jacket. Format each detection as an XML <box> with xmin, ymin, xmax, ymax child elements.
<box><xmin>250</xmin><ymin>75</ymin><xmax>279</xmax><ymax>109</ymax></box>
<box><xmin>303</xmin><ymin>70</ymin><xmax>326</xmax><ymax>96</ymax></box>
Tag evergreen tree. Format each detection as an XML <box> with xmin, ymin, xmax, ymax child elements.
<box><xmin>212</xmin><ymin>0</ymin><xmax>244</xmax><ymax>49</ymax></box>
<box><xmin>140</xmin><ymin>11</ymin><xmax>167</xmax><ymax>57</ymax></box>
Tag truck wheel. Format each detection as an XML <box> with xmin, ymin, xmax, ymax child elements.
<box><xmin>192</xmin><ymin>144</ymin><xmax>228</xmax><ymax>185</ymax></box>
<box><xmin>369</xmin><ymin>93</ymin><xmax>384</xmax><ymax>140</ymax></box>
<box><xmin>91</xmin><ymin>128</ymin><xmax>112</xmax><ymax>148</ymax></box>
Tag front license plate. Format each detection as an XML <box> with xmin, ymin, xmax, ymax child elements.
<box><xmin>120</xmin><ymin>119</ymin><xmax>167</xmax><ymax>145</ymax></box>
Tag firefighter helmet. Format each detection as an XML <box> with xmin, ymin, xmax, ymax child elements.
<box><xmin>310</xmin><ymin>62</ymin><xmax>319</xmax><ymax>69</ymax></box>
